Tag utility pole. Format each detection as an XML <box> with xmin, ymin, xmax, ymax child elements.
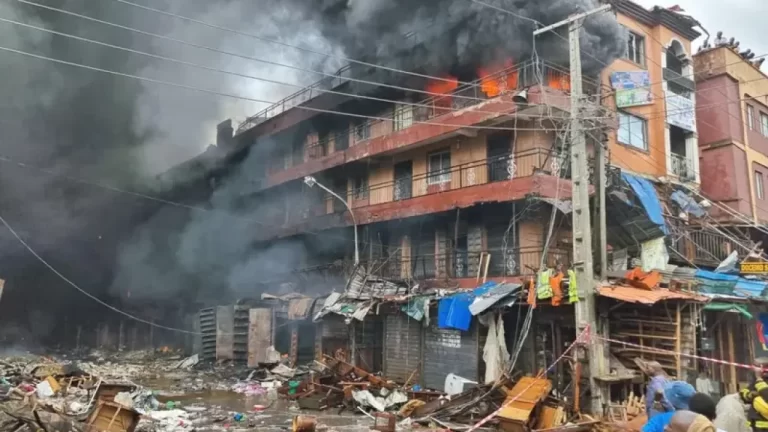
<box><xmin>533</xmin><ymin>4</ymin><xmax>610</xmax><ymax>415</ymax></box>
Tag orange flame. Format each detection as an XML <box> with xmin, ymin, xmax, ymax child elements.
<box><xmin>547</xmin><ymin>71</ymin><xmax>571</xmax><ymax>92</ymax></box>
<box><xmin>478</xmin><ymin>59</ymin><xmax>518</xmax><ymax>98</ymax></box>
<box><xmin>426</xmin><ymin>75</ymin><xmax>459</xmax><ymax>108</ymax></box>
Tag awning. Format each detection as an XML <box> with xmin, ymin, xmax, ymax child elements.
<box><xmin>597</xmin><ymin>284</ymin><xmax>709</xmax><ymax>305</ymax></box>
<box><xmin>703</xmin><ymin>302</ymin><xmax>753</xmax><ymax>319</ymax></box>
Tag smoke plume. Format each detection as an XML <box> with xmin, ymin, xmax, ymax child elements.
<box><xmin>0</xmin><ymin>0</ymin><xmax>627</xmax><ymax>345</ymax></box>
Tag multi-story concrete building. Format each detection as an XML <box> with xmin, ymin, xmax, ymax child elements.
<box><xmin>606</xmin><ymin>1</ymin><xmax>700</xmax><ymax>183</ymax></box>
<box><xmin>696</xmin><ymin>43</ymin><xmax>768</xmax><ymax>230</ymax></box>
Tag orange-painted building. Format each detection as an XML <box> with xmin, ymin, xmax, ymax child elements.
<box><xmin>604</xmin><ymin>1</ymin><xmax>700</xmax><ymax>184</ymax></box>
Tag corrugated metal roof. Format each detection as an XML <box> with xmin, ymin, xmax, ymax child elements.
<box><xmin>597</xmin><ymin>284</ymin><xmax>709</xmax><ymax>305</ymax></box>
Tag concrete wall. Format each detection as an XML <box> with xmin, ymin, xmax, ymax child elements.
<box><xmin>695</xmin><ymin>46</ymin><xmax>768</xmax><ymax>223</ymax></box>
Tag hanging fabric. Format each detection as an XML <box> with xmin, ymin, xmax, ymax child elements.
<box><xmin>550</xmin><ymin>272</ymin><xmax>564</xmax><ymax>306</ymax></box>
<box><xmin>526</xmin><ymin>276</ymin><xmax>537</xmax><ymax>309</ymax></box>
<box><xmin>536</xmin><ymin>269</ymin><xmax>553</xmax><ymax>300</ymax></box>
<box><xmin>567</xmin><ymin>269</ymin><xmax>579</xmax><ymax>303</ymax></box>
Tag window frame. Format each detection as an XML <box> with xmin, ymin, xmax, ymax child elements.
<box><xmin>757</xmin><ymin>171</ymin><xmax>765</xmax><ymax>200</ymax></box>
<box><xmin>623</xmin><ymin>29</ymin><xmax>646</xmax><ymax>67</ymax></box>
<box><xmin>761</xmin><ymin>113</ymin><xmax>768</xmax><ymax>137</ymax></box>
<box><xmin>427</xmin><ymin>150</ymin><xmax>452</xmax><ymax>185</ymax></box>
<box><xmin>617</xmin><ymin>111</ymin><xmax>649</xmax><ymax>151</ymax></box>
<box><xmin>354</xmin><ymin>121</ymin><xmax>371</xmax><ymax>142</ymax></box>
<box><xmin>393</xmin><ymin>104</ymin><xmax>414</xmax><ymax>131</ymax></box>
<box><xmin>747</xmin><ymin>105</ymin><xmax>755</xmax><ymax>130</ymax></box>
<box><xmin>352</xmin><ymin>175</ymin><xmax>369</xmax><ymax>201</ymax></box>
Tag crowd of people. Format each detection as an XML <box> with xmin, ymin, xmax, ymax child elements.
<box><xmin>639</xmin><ymin>359</ymin><xmax>768</xmax><ymax>432</ymax></box>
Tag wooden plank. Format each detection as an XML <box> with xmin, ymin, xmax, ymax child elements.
<box><xmin>498</xmin><ymin>377</ymin><xmax>553</xmax><ymax>423</ymax></box>
<box><xmin>247</xmin><ymin>308</ymin><xmax>273</xmax><ymax>368</ymax></box>
<box><xmin>728</xmin><ymin>319</ymin><xmax>737</xmax><ymax>394</ymax></box>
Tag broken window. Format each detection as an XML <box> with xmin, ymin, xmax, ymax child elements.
<box><xmin>623</xmin><ymin>29</ymin><xmax>645</xmax><ymax>66</ymax></box>
<box><xmin>618</xmin><ymin>111</ymin><xmax>648</xmax><ymax>150</ymax></box>
<box><xmin>427</xmin><ymin>150</ymin><xmax>451</xmax><ymax>185</ymax></box>
<box><xmin>393</xmin><ymin>104</ymin><xmax>414</xmax><ymax>131</ymax></box>
<box><xmin>354</xmin><ymin>121</ymin><xmax>371</xmax><ymax>142</ymax></box>
<box><xmin>352</xmin><ymin>175</ymin><xmax>369</xmax><ymax>200</ymax></box>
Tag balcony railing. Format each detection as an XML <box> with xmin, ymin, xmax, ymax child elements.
<box><xmin>669</xmin><ymin>229</ymin><xmax>753</xmax><ymax>267</ymax></box>
<box><xmin>360</xmin><ymin>247</ymin><xmax>572</xmax><ymax>281</ymax></box>
<box><xmin>321</xmin><ymin>147</ymin><xmax>566</xmax><ymax>212</ymax></box>
<box><xmin>670</xmin><ymin>153</ymin><xmax>695</xmax><ymax>181</ymax></box>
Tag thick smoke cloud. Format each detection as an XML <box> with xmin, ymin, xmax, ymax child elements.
<box><xmin>0</xmin><ymin>0</ymin><xmax>627</xmax><ymax>343</ymax></box>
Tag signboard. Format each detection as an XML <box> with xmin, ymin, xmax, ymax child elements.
<box><xmin>610</xmin><ymin>71</ymin><xmax>652</xmax><ymax>108</ymax></box>
<box><xmin>665</xmin><ymin>91</ymin><xmax>696</xmax><ymax>132</ymax></box>
<box><xmin>740</xmin><ymin>261</ymin><xmax>768</xmax><ymax>275</ymax></box>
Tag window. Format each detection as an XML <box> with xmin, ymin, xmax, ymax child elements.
<box><xmin>624</xmin><ymin>29</ymin><xmax>645</xmax><ymax>66</ymax></box>
<box><xmin>761</xmin><ymin>113</ymin><xmax>768</xmax><ymax>137</ymax></box>
<box><xmin>352</xmin><ymin>175</ymin><xmax>369</xmax><ymax>200</ymax></box>
<box><xmin>757</xmin><ymin>171</ymin><xmax>765</xmax><ymax>200</ymax></box>
<box><xmin>427</xmin><ymin>150</ymin><xmax>451</xmax><ymax>185</ymax></box>
<box><xmin>618</xmin><ymin>111</ymin><xmax>648</xmax><ymax>150</ymax></box>
<box><xmin>747</xmin><ymin>105</ymin><xmax>755</xmax><ymax>130</ymax></box>
<box><xmin>354</xmin><ymin>121</ymin><xmax>370</xmax><ymax>142</ymax></box>
<box><xmin>393</xmin><ymin>105</ymin><xmax>414</xmax><ymax>131</ymax></box>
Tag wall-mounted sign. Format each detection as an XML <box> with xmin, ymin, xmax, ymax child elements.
<box><xmin>665</xmin><ymin>91</ymin><xmax>696</xmax><ymax>132</ymax></box>
<box><xmin>740</xmin><ymin>261</ymin><xmax>768</xmax><ymax>274</ymax></box>
<box><xmin>610</xmin><ymin>71</ymin><xmax>652</xmax><ymax>108</ymax></box>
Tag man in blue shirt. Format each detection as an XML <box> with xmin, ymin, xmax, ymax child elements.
<box><xmin>642</xmin><ymin>381</ymin><xmax>697</xmax><ymax>432</ymax></box>
<box><xmin>646</xmin><ymin>361</ymin><xmax>673</xmax><ymax>418</ymax></box>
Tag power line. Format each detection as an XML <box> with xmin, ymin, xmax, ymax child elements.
<box><xmin>466</xmin><ymin>0</ymin><xmax>542</xmax><ymax>26</ymax></box>
<box><xmin>16</xmin><ymin>0</ymin><xmax>488</xmax><ymax>104</ymax></box>
<box><xmin>0</xmin><ymin>15</ymin><xmax>580</xmax><ymax>122</ymax></box>
<box><xmin>0</xmin><ymin>211</ymin><xmax>201</xmax><ymax>335</ymax></box>
<box><xmin>108</xmin><ymin>0</ymin><xmax>479</xmax><ymax>88</ymax></box>
<box><xmin>0</xmin><ymin>44</ymin><xmax>576</xmax><ymax>133</ymax></box>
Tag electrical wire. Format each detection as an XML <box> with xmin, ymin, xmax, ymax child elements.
<box><xmin>0</xmin><ymin>15</ymin><xmax>579</xmax><ymax>122</ymax></box>
<box><xmin>107</xmin><ymin>0</ymin><xmax>478</xmax><ymax>88</ymax></box>
<box><xmin>0</xmin><ymin>45</ymin><xmax>578</xmax><ymax>133</ymax></box>
<box><xmin>15</xmin><ymin>0</ymin><xmax>490</xmax><ymax>104</ymax></box>
<box><xmin>0</xmin><ymin>211</ymin><xmax>201</xmax><ymax>335</ymax></box>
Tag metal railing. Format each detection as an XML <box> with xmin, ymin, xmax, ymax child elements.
<box><xmin>320</xmin><ymin>147</ymin><xmax>566</xmax><ymax>211</ymax></box>
<box><xmin>237</xmin><ymin>65</ymin><xmax>354</xmax><ymax>134</ymax></box>
<box><xmin>669</xmin><ymin>229</ymin><xmax>753</xmax><ymax>267</ymax></box>
<box><xmin>670</xmin><ymin>153</ymin><xmax>695</xmax><ymax>181</ymax></box>
<box><xmin>257</xmin><ymin>60</ymin><xmax>597</xmax><ymax>166</ymax></box>
<box><xmin>360</xmin><ymin>247</ymin><xmax>572</xmax><ymax>280</ymax></box>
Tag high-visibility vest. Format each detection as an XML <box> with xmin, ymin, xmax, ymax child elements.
<box><xmin>536</xmin><ymin>269</ymin><xmax>553</xmax><ymax>299</ymax></box>
<box><xmin>567</xmin><ymin>269</ymin><xmax>580</xmax><ymax>303</ymax></box>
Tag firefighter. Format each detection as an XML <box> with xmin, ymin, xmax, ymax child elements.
<box><xmin>740</xmin><ymin>358</ymin><xmax>768</xmax><ymax>432</ymax></box>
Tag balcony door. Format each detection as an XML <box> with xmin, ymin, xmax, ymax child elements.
<box><xmin>487</xmin><ymin>132</ymin><xmax>513</xmax><ymax>182</ymax></box>
<box><xmin>394</xmin><ymin>160</ymin><xmax>413</xmax><ymax>201</ymax></box>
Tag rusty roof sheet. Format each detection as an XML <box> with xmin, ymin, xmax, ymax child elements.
<box><xmin>597</xmin><ymin>284</ymin><xmax>709</xmax><ymax>305</ymax></box>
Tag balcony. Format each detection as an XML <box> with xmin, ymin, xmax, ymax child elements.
<box><xmin>266</xmin><ymin>60</ymin><xmax>585</xmax><ymax>188</ymax></box>
<box><xmin>361</xmin><ymin>247</ymin><xmax>572</xmax><ymax>281</ymax></box>
<box><xmin>335</xmin><ymin>147</ymin><xmax>568</xmax><ymax>212</ymax></box>
<box><xmin>253</xmin><ymin>147</ymin><xmax>577</xmax><ymax>243</ymax></box>
<box><xmin>670</xmin><ymin>153</ymin><xmax>696</xmax><ymax>182</ymax></box>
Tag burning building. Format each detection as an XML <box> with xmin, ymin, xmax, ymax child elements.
<box><xmin>141</xmin><ymin>0</ymin><xmax>759</xmax><ymax>412</ymax></box>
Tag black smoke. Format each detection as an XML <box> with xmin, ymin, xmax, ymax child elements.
<box><xmin>0</xmin><ymin>0</ymin><xmax>626</xmax><ymax>347</ymax></box>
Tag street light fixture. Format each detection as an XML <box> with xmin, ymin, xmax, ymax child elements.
<box><xmin>303</xmin><ymin>176</ymin><xmax>359</xmax><ymax>265</ymax></box>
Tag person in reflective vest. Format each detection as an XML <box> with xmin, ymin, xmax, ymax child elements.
<box><xmin>740</xmin><ymin>358</ymin><xmax>768</xmax><ymax>432</ymax></box>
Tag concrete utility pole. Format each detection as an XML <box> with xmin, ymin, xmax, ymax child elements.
<box><xmin>534</xmin><ymin>4</ymin><xmax>610</xmax><ymax>415</ymax></box>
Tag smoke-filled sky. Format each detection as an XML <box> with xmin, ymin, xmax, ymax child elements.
<box><xmin>0</xmin><ymin>0</ymin><xmax>629</xmax><ymax>343</ymax></box>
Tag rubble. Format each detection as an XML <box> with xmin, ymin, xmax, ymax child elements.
<box><xmin>0</xmin><ymin>345</ymin><xmax>633</xmax><ymax>432</ymax></box>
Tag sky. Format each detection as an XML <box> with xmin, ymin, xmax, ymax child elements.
<box><xmin>635</xmin><ymin>0</ymin><xmax>768</xmax><ymax>57</ymax></box>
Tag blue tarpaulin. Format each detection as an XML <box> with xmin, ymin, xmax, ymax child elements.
<box><xmin>438</xmin><ymin>282</ymin><xmax>497</xmax><ymax>331</ymax></box>
<box><xmin>622</xmin><ymin>173</ymin><xmax>668</xmax><ymax>234</ymax></box>
<box><xmin>695</xmin><ymin>269</ymin><xmax>768</xmax><ymax>298</ymax></box>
